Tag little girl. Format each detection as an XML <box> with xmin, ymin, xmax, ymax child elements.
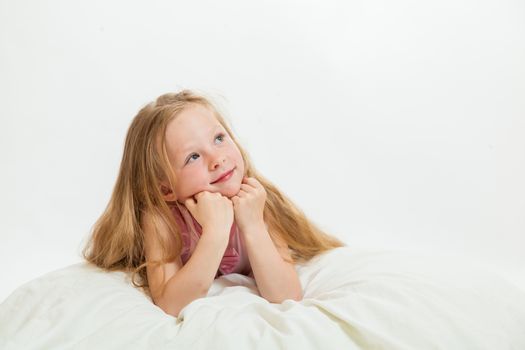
<box><xmin>82</xmin><ymin>90</ymin><xmax>345</xmax><ymax>317</ymax></box>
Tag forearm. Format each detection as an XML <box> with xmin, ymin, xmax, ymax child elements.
<box><xmin>157</xmin><ymin>231</ymin><xmax>228</xmax><ymax>317</ymax></box>
<box><xmin>243</xmin><ymin>226</ymin><xmax>302</xmax><ymax>303</ymax></box>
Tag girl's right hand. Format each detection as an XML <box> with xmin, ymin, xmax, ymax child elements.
<box><xmin>184</xmin><ymin>191</ymin><xmax>234</xmax><ymax>240</ymax></box>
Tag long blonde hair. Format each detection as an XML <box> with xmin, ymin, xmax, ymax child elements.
<box><xmin>82</xmin><ymin>90</ymin><xmax>345</xmax><ymax>296</ymax></box>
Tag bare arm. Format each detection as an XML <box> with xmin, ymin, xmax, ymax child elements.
<box><xmin>243</xmin><ymin>224</ymin><xmax>303</xmax><ymax>303</ymax></box>
<box><xmin>231</xmin><ymin>176</ymin><xmax>302</xmax><ymax>303</ymax></box>
<box><xmin>144</xmin><ymin>212</ymin><xmax>229</xmax><ymax>318</ymax></box>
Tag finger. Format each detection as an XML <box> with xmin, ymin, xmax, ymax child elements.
<box><xmin>236</xmin><ymin>189</ymin><xmax>247</xmax><ymax>198</ymax></box>
<box><xmin>240</xmin><ymin>184</ymin><xmax>253</xmax><ymax>192</ymax></box>
<box><xmin>241</xmin><ymin>182</ymin><xmax>263</xmax><ymax>195</ymax></box>
<box><xmin>184</xmin><ymin>199</ymin><xmax>194</xmax><ymax>209</ymax></box>
<box><xmin>241</xmin><ymin>178</ymin><xmax>257</xmax><ymax>190</ymax></box>
<box><xmin>244</xmin><ymin>177</ymin><xmax>261</xmax><ymax>188</ymax></box>
<box><xmin>194</xmin><ymin>191</ymin><xmax>209</xmax><ymax>201</ymax></box>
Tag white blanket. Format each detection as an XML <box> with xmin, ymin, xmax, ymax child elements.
<box><xmin>1</xmin><ymin>247</ymin><xmax>524</xmax><ymax>349</ymax></box>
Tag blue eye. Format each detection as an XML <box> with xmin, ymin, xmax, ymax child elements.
<box><xmin>185</xmin><ymin>133</ymin><xmax>226</xmax><ymax>164</ymax></box>
<box><xmin>187</xmin><ymin>153</ymin><xmax>199</xmax><ymax>163</ymax></box>
<box><xmin>215</xmin><ymin>134</ymin><xmax>226</xmax><ymax>142</ymax></box>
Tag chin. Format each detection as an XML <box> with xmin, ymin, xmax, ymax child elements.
<box><xmin>224</xmin><ymin>186</ymin><xmax>242</xmax><ymax>198</ymax></box>
<box><xmin>219</xmin><ymin>181</ymin><xmax>242</xmax><ymax>198</ymax></box>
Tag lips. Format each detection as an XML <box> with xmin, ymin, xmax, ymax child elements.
<box><xmin>212</xmin><ymin>168</ymin><xmax>235</xmax><ymax>184</ymax></box>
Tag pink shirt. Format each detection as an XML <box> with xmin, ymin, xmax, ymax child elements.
<box><xmin>169</xmin><ymin>201</ymin><xmax>253</xmax><ymax>278</ymax></box>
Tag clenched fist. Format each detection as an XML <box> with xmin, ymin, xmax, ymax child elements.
<box><xmin>231</xmin><ymin>176</ymin><xmax>267</xmax><ymax>233</ymax></box>
<box><xmin>184</xmin><ymin>191</ymin><xmax>234</xmax><ymax>242</ymax></box>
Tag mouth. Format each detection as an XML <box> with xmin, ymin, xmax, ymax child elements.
<box><xmin>211</xmin><ymin>168</ymin><xmax>235</xmax><ymax>184</ymax></box>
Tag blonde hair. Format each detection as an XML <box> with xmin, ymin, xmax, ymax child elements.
<box><xmin>82</xmin><ymin>90</ymin><xmax>345</xmax><ymax>296</ymax></box>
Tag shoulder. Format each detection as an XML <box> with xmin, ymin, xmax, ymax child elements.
<box><xmin>141</xmin><ymin>209</ymin><xmax>183</xmax><ymax>300</ymax></box>
<box><xmin>141</xmin><ymin>209</ymin><xmax>180</xmax><ymax>260</ymax></box>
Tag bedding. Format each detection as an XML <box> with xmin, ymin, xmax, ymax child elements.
<box><xmin>1</xmin><ymin>247</ymin><xmax>524</xmax><ymax>349</ymax></box>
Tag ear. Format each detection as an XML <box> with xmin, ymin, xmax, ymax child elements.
<box><xmin>160</xmin><ymin>184</ymin><xmax>177</xmax><ymax>201</ymax></box>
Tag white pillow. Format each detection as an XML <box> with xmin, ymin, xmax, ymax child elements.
<box><xmin>1</xmin><ymin>247</ymin><xmax>524</xmax><ymax>349</ymax></box>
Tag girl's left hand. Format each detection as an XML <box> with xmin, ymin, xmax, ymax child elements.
<box><xmin>232</xmin><ymin>176</ymin><xmax>267</xmax><ymax>233</ymax></box>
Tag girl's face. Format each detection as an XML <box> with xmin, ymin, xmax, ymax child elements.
<box><xmin>163</xmin><ymin>104</ymin><xmax>245</xmax><ymax>204</ymax></box>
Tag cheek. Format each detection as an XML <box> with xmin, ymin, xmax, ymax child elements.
<box><xmin>176</xmin><ymin>169</ymin><xmax>208</xmax><ymax>197</ymax></box>
<box><xmin>235</xmin><ymin>151</ymin><xmax>245</xmax><ymax>171</ymax></box>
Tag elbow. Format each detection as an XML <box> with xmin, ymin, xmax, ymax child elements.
<box><xmin>163</xmin><ymin>304</ymin><xmax>182</xmax><ymax>318</ymax></box>
<box><xmin>290</xmin><ymin>290</ymin><xmax>303</xmax><ymax>302</ymax></box>
<box><xmin>294</xmin><ymin>292</ymin><xmax>303</xmax><ymax>302</ymax></box>
<box><xmin>153</xmin><ymin>286</ymin><xmax>208</xmax><ymax>318</ymax></box>
<box><xmin>266</xmin><ymin>289</ymin><xmax>303</xmax><ymax>303</ymax></box>
<box><xmin>285</xmin><ymin>288</ymin><xmax>303</xmax><ymax>302</ymax></box>
<box><xmin>154</xmin><ymin>297</ymin><xmax>181</xmax><ymax>318</ymax></box>
<box><xmin>165</xmin><ymin>309</ymin><xmax>180</xmax><ymax>318</ymax></box>
<box><xmin>269</xmin><ymin>294</ymin><xmax>302</xmax><ymax>304</ymax></box>
<box><xmin>288</xmin><ymin>284</ymin><xmax>304</xmax><ymax>302</ymax></box>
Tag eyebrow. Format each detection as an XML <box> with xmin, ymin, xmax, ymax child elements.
<box><xmin>178</xmin><ymin>124</ymin><xmax>223</xmax><ymax>160</ymax></box>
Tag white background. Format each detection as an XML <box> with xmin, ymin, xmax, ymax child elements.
<box><xmin>1</xmin><ymin>0</ymin><xmax>524</xmax><ymax>302</ymax></box>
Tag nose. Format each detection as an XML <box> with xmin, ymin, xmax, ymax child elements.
<box><xmin>209</xmin><ymin>151</ymin><xmax>227</xmax><ymax>170</ymax></box>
